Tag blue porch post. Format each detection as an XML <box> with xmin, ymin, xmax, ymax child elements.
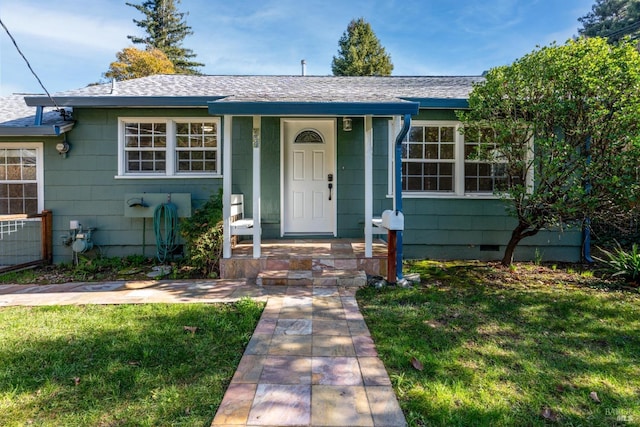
<box><xmin>394</xmin><ymin>114</ymin><xmax>412</xmax><ymax>280</ymax></box>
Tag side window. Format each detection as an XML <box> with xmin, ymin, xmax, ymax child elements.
<box><xmin>0</xmin><ymin>145</ymin><xmax>42</xmax><ymax>215</ymax></box>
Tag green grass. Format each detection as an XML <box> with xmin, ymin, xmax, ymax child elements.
<box><xmin>357</xmin><ymin>261</ymin><xmax>640</xmax><ymax>427</ymax></box>
<box><xmin>0</xmin><ymin>300</ymin><xmax>263</xmax><ymax>427</ymax></box>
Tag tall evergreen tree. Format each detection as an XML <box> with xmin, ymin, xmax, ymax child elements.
<box><xmin>126</xmin><ymin>0</ymin><xmax>203</xmax><ymax>74</ymax></box>
<box><xmin>331</xmin><ymin>18</ymin><xmax>393</xmax><ymax>76</ymax></box>
<box><xmin>578</xmin><ymin>0</ymin><xmax>640</xmax><ymax>42</ymax></box>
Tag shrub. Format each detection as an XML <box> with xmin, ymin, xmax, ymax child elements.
<box><xmin>180</xmin><ymin>190</ymin><xmax>224</xmax><ymax>277</ymax></box>
<box><xmin>595</xmin><ymin>242</ymin><xmax>640</xmax><ymax>284</ymax></box>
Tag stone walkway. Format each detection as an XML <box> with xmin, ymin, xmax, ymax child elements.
<box><xmin>0</xmin><ymin>280</ymin><xmax>407</xmax><ymax>427</ymax></box>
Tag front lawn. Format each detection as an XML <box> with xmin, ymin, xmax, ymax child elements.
<box><xmin>0</xmin><ymin>301</ymin><xmax>263</xmax><ymax>427</ymax></box>
<box><xmin>357</xmin><ymin>261</ymin><xmax>640</xmax><ymax>427</ymax></box>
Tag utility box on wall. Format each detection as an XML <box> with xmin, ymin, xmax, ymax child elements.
<box><xmin>124</xmin><ymin>193</ymin><xmax>192</xmax><ymax>218</ymax></box>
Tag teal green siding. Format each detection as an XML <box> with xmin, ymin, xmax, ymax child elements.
<box><xmin>41</xmin><ymin>108</ymin><xmax>221</xmax><ymax>262</ymax></box>
<box><xmin>260</xmin><ymin>117</ymin><xmax>281</xmax><ymax>238</ymax></box>
<box><xmin>2</xmin><ymin>107</ymin><xmax>581</xmax><ymax>263</ymax></box>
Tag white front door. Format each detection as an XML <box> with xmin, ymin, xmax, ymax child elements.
<box><xmin>282</xmin><ymin>119</ymin><xmax>336</xmax><ymax>235</ymax></box>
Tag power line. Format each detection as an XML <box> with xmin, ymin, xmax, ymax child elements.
<box><xmin>0</xmin><ymin>15</ymin><xmax>60</xmax><ymax>110</ymax></box>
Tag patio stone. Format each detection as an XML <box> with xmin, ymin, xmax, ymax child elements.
<box><xmin>366</xmin><ymin>386</ymin><xmax>407</xmax><ymax>427</ymax></box>
<box><xmin>274</xmin><ymin>319</ymin><xmax>312</xmax><ymax>335</ymax></box>
<box><xmin>260</xmin><ymin>356</ymin><xmax>311</xmax><ymax>384</ymax></box>
<box><xmin>312</xmin><ymin>356</ymin><xmax>362</xmax><ymax>385</ymax></box>
<box><xmin>358</xmin><ymin>356</ymin><xmax>391</xmax><ymax>386</ymax></box>
<box><xmin>247</xmin><ymin>384</ymin><xmax>311</xmax><ymax>426</ymax></box>
<box><xmin>311</xmin><ymin>385</ymin><xmax>373</xmax><ymax>426</ymax></box>
<box><xmin>212</xmin><ymin>383</ymin><xmax>256</xmax><ymax>426</ymax></box>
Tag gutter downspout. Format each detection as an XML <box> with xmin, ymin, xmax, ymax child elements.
<box><xmin>583</xmin><ymin>135</ymin><xmax>594</xmax><ymax>263</ymax></box>
<box><xmin>394</xmin><ymin>113</ymin><xmax>412</xmax><ymax>280</ymax></box>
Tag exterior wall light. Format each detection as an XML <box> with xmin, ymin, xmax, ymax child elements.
<box><xmin>56</xmin><ymin>140</ymin><xmax>70</xmax><ymax>158</ymax></box>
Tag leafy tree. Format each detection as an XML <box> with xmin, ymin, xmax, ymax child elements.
<box><xmin>331</xmin><ymin>18</ymin><xmax>393</xmax><ymax>76</ymax></box>
<box><xmin>458</xmin><ymin>37</ymin><xmax>640</xmax><ymax>265</ymax></box>
<box><xmin>126</xmin><ymin>0</ymin><xmax>203</xmax><ymax>74</ymax></box>
<box><xmin>578</xmin><ymin>0</ymin><xmax>640</xmax><ymax>42</ymax></box>
<box><xmin>104</xmin><ymin>46</ymin><xmax>176</xmax><ymax>80</ymax></box>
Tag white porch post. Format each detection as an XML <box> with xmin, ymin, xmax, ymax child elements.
<box><xmin>252</xmin><ymin>116</ymin><xmax>261</xmax><ymax>258</ymax></box>
<box><xmin>222</xmin><ymin>115</ymin><xmax>233</xmax><ymax>259</ymax></box>
<box><xmin>364</xmin><ymin>115</ymin><xmax>373</xmax><ymax>257</ymax></box>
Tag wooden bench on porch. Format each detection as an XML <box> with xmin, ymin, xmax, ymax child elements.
<box><xmin>230</xmin><ymin>194</ymin><xmax>254</xmax><ymax>236</ymax></box>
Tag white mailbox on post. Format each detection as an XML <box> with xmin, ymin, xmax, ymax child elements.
<box><xmin>381</xmin><ymin>210</ymin><xmax>404</xmax><ymax>231</ymax></box>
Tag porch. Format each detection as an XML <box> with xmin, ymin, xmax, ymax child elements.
<box><xmin>220</xmin><ymin>239</ymin><xmax>389</xmax><ymax>282</ymax></box>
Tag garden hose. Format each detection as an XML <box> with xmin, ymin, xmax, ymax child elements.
<box><xmin>153</xmin><ymin>202</ymin><xmax>179</xmax><ymax>263</ymax></box>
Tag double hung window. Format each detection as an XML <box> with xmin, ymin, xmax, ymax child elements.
<box><xmin>0</xmin><ymin>144</ymin><xmax>43</xmax><ymax>215</ymax></box>
<box><xmin>119</xmin><ymin>118</ymin><xmax>220</xmax><ymax>177</ymax></box>
<box><xmin>399</xmin><ymin>121</ymin><xmax>509</xmax><ymax>196</ymax></box>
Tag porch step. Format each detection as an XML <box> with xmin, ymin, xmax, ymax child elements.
<box><xmin>256</xmin><ymin>269</ymin><xmax>367</xmax><ymax>287</ymax></box>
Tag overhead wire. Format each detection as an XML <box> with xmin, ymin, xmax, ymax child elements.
<box><xmin>0</xmin><ymin>16</ymin><xmax>60</xmax><ymax>110</ymax></box>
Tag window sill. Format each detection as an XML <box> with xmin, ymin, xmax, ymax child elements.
<box><xmin>386</xmin><ymin>192</ymin><xmax>502</xmax><ymax>200</ymax></box>
<box><xmin>115</xmin><ymin>174</ymin><xmax>223</xmax><ymax>180</ymax></box>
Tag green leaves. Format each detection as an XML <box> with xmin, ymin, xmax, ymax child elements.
<box><xmin>460</xmin><ymin>37</ymin><xmax>640</xmax><ymax>264</ymax></box>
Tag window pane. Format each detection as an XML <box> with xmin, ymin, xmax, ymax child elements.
<box><xmin>408</xmin><ymin>144</ymin><xmax>423</xmax><ymax>159</ymax></box>
<box><xmin>24</xmin><ymin>183</ymin><xmax>37</xmax><ymax>197</ymax></box>
<box><xmin>177</xmin><ymin>136</ymin><xmax>189</xmax><ymax>147</ymax></box>
<box><xmin>439</xmin><ymin>177</ymin><xmax>453</xmax><ymax>191</ymax></box>
<box><xmin>176</xmin><ymin>123</ymin><xmax>189</xmax><ymax>134</ymax></box>
<box><xmin>406</xmin><ymin>177</ymin><xmax>422</xmax><ymax>191</ymax></box>
<box><xmin>425</xmin><ymin>144</ymin><xmax>438</xmax><ymax>159</ymax></box>
<box><xmin>190</xmin><ymin>136</ymin><xmax>203</xmax><ymax>148</ymax></box>
<box><xmin>126</xmin><ymin>136</ymin><xmax>139</xmax><ymax>148</ymax></box>
<box><xmin>479</xmin><ymin>178</ymin><xmax>493</xmax><ymax>191</ymax></box>
<box><xmin>425</xmin><ymin>127</ymin><xmax>439</xmax><ymax>142</ymax></box>
<box><xmin>424</xmin><ymin>177</ymin><xmax>438</xmax><ymax>191</ymax></box>
<box><xmin>440</xmin><ymin>127</ymin><xmax>454</xmax><ymax>142</ymax></box>
<box><xmin>440</xmin><ymin>163</ymin><xmax>453</xmax><ymax>176</ymax></box>
<box><xmin>204</xmin><ymin>136</ymin><xmax>217</xmax><ymax>148</ymax></box>
<box><xmin>408</xmin><ymin>127</ymin><xmax>423</xmax><ymax>142</ymax></box>
<box><xmin>8</xmin><ymin>184</ymin><xmax>23</xmax><ymax>197</ymax></box>
<box><xmin>24</xmin><ymin>198</ymin><xmax>38</xmax><ymax>214</ymax></box>
<box><xmin>440</xmin><ymin>144</ymin><xmax>454</xmax><ymax>159</ymax></box>
<box><xmin>407</xmin><ymin>162</ymin><xmax>422</xmax><ymax>175</ymax></box>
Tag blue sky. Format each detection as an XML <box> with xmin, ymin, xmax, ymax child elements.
<box><xmin>0</xmin><ymin>0</ymin><xmax>593</xmax><ymax>96</ymax></box>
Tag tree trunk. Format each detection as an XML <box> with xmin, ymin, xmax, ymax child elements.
<box><xmin>501</xmin><ymin>223</ymin><xmax>541</xmax><ymax>266</ymax></box>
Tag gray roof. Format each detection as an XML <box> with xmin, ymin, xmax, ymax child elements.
<box><xmin>0</xmin><ymin>94</ymin><xmax>74</xmax><ymax>136</ymax></box>
<box><xmin>24</xmin><ymin>75</ymin><xmax>484</xmax><ymax>108</ymax></box>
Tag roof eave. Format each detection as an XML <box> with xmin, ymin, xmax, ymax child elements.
<box><xmin>207</xmin><ymin>101</ymin><xmax>420</xmax><ymax>116</ymax></box>
<box><xmin>402</xmin><ymin>98</ymin><xmax>469</xmax><ymax>109</ymax></box>
<box><xmin>0</xmin><ymin>122</ymin><xmax>75</xmax><ymax>137</ymax></box>
<box><xmin>24</xmin><ymin>96</ymin><xmax>227</xmax><ymax>108</ymax></box>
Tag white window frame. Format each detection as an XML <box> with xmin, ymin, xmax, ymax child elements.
<box><xmin>0</xmin><ymin>143</ymin><xmax>44</xmax><ymax>215</ymax></box>
<box><xmin>388</xmin><ymin>120</ymin><xmax>517</xmax><ymax>199</ymax></box>
<box><xmin>117</xmin><ymin>117</ymin><xmax>222</xmax><ymax>179</ymax></box>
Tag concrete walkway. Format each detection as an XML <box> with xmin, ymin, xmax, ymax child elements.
<box><xmin>0</xmin><ymin>280</ymin><xmax>407</xmax><ymax>427</ymax></box>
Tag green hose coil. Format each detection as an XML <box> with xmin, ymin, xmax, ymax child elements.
<box><xmin>153</xmin><ymin>202</ymin><xmax>179</xmax><ymax>263</ymax></box>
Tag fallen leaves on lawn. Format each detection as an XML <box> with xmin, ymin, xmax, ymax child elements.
<box><xmin>73</xmin><ymin>377</ymin><xmax>80</xmax><ymax>386</ymax></box>
<box><xmin>410</xmin><ymin>356</ymin><xmax>424</xmax><ymax>371</ymax></box>
<box><xmin>590</xmin><ymin>391</ymin><xmax>601</xmax><ymax>403</ymax></box>
<box><xmin>183</xmin><ymin>326</ymin><xmax>199</xmax><ymax>334</ymax></box>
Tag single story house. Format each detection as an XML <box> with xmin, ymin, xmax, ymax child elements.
<box><xmin>0</xmin><ymin>75</ymin><xmax>581</xmax><ymax>274</ymax></box>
